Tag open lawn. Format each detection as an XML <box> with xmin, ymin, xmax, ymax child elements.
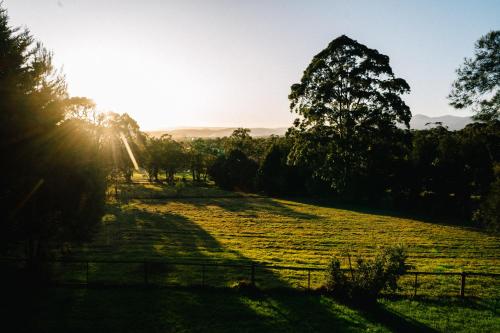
<box><xmin>61</xmin><ymin>181</ymin><xmax>500</xmax><ymax>296</ymax></box>
<box><xmin>33</xmin><ymin>181</ymin><xmax>498</xmax><ymax>332</ymax></box>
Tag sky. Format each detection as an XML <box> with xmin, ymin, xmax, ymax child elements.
<box><xmin>3</xmin><ymin>0</ymin><xmax>499</xmax><ymax>130</ymax></box>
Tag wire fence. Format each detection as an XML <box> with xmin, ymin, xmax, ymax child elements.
<box><xmin>1</xmin><ymin>258</ymin><xmax>499</xmax><ymax>298</ymax></box>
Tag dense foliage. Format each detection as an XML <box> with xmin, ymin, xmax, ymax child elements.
<box><xmin>288</xmin><ymin>35</ymin><xmax>411</xmax><ymax>200</ymax></box>
<box><xmin>0</xmin><ymin>7</ymin><xmax>107</xmax><ymax>262</ymax></box>
<box><xmin>324</xmin><ymin>246</ymin><xmax>409</xmax><ymax>302</ymax></box>
<box><xmin>449</xmin><ymin>30</ymin><xmax>499</xmax><ymax>121</ymax></box>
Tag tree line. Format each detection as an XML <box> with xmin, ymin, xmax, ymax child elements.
<box><xmin>138</xmin><ymin>121</ymin><xmax>498</xmax><ymax>229</ymax></box>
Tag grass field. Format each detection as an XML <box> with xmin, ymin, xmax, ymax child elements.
<box><xmin>74</xmin><ymin>181</ymin><xmax>500</xmax><ymax>294</ymax></box>
<box><xmin>35</xmin><ymin>180</ymin><xmax>500</xmax><ymax>332</ymax></box>
<box><xmin>6</xmin><ymin>287</ymin><xmax>499</xmax><ymax>333</ymax></box>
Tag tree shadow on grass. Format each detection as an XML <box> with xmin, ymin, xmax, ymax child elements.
<box><xmin>7</xmin><ymin>286</ymin><xmax>441</xmax><ymax>333</ymax></box>
<box><xmin>164</xmin><ymin>196</ymin><xmax>319</xmax><ymax>220</ymax></box>
<box><xmin>118</xmin><ymin>181</ymin><xmax>244</xmax><ymax>199</ymax></box>
<box><xmin>80</xmin><ymin>202</ymin><xmax>283</xmax><ymax>288</ymax></box>
<box><xmin>283</xmin><ymin>196</ymin><xmax>483</xmax><ymax>231</ymax></box>
<box><xmin>5</xmin><ymin>199</ymin><xmax>439</xmax><ymax>333</ymax></box>
<box><xmin>359</xmin><ymin>303</ymin><xmax>439</xmax><ymax>333</ymax></box>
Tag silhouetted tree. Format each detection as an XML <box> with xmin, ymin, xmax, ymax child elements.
<box><xmin>187</xmin><ymin>138</ymin><xmax>218</xmax><ymax>182</ymax></box>
<box><xmin>257</xmin><ymin>144</ymin><xmax>290</xmax><ymax>195</ymax></box>
<box><xmin>449</xmin><ymin>30</ymin><xmax>499</xmax><ymax>121</ymax></box>
<box><xmin>288</xmin><ymin>35</ymin><xmax>411</xmax><ymax>199</ymax></box>
<box><xmin>159</xmin><ymin>134</ymin><xmax>185</xmax><ymax>184</ymax></box>
<box><xmin>0</xmin><ymin>5</ymin><xmax>106</xmax><ymax>265</ymax></box>
<box><xmin>256</xmin><ymin>141</ymin><xmax>307</xmax><ymax>195</ymax></box>
<box><xmin>102</xmin><ymin>112</ymin><xmax>145</xmax><ymax>182</ymax></box>
<box><xmin>208</xmin><ymin>149</ymin><xmax>258</xmax><ymax>191</ymax></box>
<box><xmin>475</xmin><ymin>166</ymin><xmax>500</xmax><ymax>232</ymax></box>
<box><xmin>144</xmin><ymin>136</ymin><xmax>163</xmax><ymax>181</ymax></box>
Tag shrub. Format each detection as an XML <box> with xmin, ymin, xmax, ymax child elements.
<box><xmin>175</xmin><ymin>180</ymin><xmax>186</xmax><ymax>196</ymax></box>
<box><xmin>230</xmin><ymin>279</ymin><xmax>259</xmax><ymax>294</ymax></box>
<box><xmin>324</xmin><ymin>245</ymin><xmax>409</xmax><ymax>303</ymax></box>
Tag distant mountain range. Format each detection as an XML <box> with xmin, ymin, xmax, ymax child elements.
<box><xmin>409</xmin><ymin>114</ymin><xmax>472</xmax><ymax>131</ymax></box>
<box><xmin>147</xmin><ymin>114</ymin><xmax>473</xmax><ymax>138</ymax></box>
<box><xmin>147</xmin><ymin>127</ymin><xmax>288</xmax><ymax>139</ymax></box>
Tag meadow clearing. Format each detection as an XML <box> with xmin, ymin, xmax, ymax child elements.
<box><xmin>11</xmin><ymin>180</ymin><xmax>497</xmax><ymax>332</ymax></box>
<box><xmin>55</xmin><ymin>179</ymin><xmax>498</xmax><ymax>296</ymax></box>
<box><xmin>4</xmin><ymin>179</ymin><xmax>496</xmax><ymax>333</ymax></box>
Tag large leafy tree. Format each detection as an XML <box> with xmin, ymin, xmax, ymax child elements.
<box><xmin>187</xmin><ymin>138</ymin><xmax>218</xmax><ymax>182</ymax></box>
<box><xmin>102</xmin><ymin>112</ymin><xmax>145</xmax><ymax>182</ymax></box>
<box><xmin>288</xmin><ymin>35</ymin><xmax>411</xmax><ymax>198</ymax></box>
<box><xmin>449</xmin><ymin>30</ymin><xmax>499</xmax><ymax>121</ymax></box>
<box><xmin>0</xmin><ymin>6</ymin><xmax>106</xmax><ymax>263</ymax></box>
<box><xmin>208</xmin><ymin>149</ymin><xmax>258</xmax><ymax>191</ymax></box>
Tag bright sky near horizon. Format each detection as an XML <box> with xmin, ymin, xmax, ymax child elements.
<box><xmin>3</xmin><ymin>0</ymin><xmax>499</xmax><ymax>130</ymax></box>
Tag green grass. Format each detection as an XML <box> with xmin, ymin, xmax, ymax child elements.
<box><xmin>41</xmin><ymin>181</ymin><xmax>499</xmax><ymax>332</ymax></box>
<box><xmin>6</xmin><ymin>287</ymin><xmax>498</xmax><ymax>333</ymax></box>
<box><xmin>75</xmin><ymin>181</ymin><xmax>500</xmax><ymax>295</ymax></box>
<box><xmin>380</xmin><ymin>297</ymin><xmax>500</xmax><ymax>333</ymax></box>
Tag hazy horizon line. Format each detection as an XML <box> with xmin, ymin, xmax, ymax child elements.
<box><xmin>141</xmin><ymin>113</ymin><xmax>472</xmax><ymax>132</ymax></box>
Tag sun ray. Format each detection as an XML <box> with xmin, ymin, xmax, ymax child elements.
<box><xmin>119</xmin><ymin>131</ymin><xmax>139</xmax><ymax>171</ymax></box>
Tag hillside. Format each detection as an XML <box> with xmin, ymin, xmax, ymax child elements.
<box><xmin>146</xmin><ymin>115</ymin><xmax>473</xmax><ymax>138</ymax></box>
<box><xmin>410</xmin><ymin>114</ymin><xmax>472</xmax><ymax>130</ymax></box>
<box><xmin>147</xmin><ymin>127</ymin><xmax>288</xmax><ymax>139</ymax></box>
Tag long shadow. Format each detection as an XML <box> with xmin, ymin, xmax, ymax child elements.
<box><xmin>6</xmin><ymin>286</ymin><xmax>444</xmax><ymax>333</ymax></box>
<box><xmin>4</xmin><ymin>187</ymin><xmax>444</xmax><ymax>332</ymax></box>
<box><xmin>3</xmin><ymin>195</ymin><xmax>377</xmax><ymax>332</ymax></box>
<box><xmin>281</xmin><ymin>196</ymin><xmax>485</xmax><ymax>231</ymax></box>
<box><xmin>81</xmin><ymin>202</ymin><xmax>281</xmax><ymax>288</ymax></box>
<box><xmin>119</xmin><ymin>181</ymin><xmax>318</xmax><ymax>220</ymax></box>
<box><xmin>165</xmin><ymin>196</ymin><xmax>318</xmax><ymax>220</ymax></box>
<box><xmin>358</xmin><ymin>303</ymin><xmax>439</xmax><ymax>333</ymax></box>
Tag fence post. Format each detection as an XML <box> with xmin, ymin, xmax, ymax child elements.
<box><xmin>251</xmin><ymin>263</ymin><xmax>255</xmax><ymax>286</ymax></box>
<box><xmin>307</xmin><ymin>269</ymin><xmax>311</xmax><ymax>291</ymax></box>
<box><xmin>413</xmin><ymin>273</ymin><xmax>418</xmax><ymax>297</ymax></box>
<box><xmin>201</xmin><ymin>264</ymin><xmax>205</xmax><ymax>287</ymax></box>
<box><xmin>86</xmin><ymin>261</ymin><xmax>89</xmax><ymax>286</ymax></box>
<box><xmin>144</xmin><ymin>261</ymin><xmax>148</xmax><ymax>285</ymax></box>
<box><xmin>460</xmin><ymin>272</ymin><xmax>466</xmax><ymax>297</ymax></box>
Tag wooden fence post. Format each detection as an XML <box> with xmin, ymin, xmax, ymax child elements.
<box><xmin>460</xmin><ymin>272</ymin><xmax>466</xmax><ymax>297</ymax></box>
<box><xmin>413</xmin><ymin>273</ymin><xmax>418</xmax><ymax>297</ymax></box>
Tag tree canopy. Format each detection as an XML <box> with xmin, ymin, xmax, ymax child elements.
<box><xmin>288</xmin><ymin>35</ymin><xmax>411</xmax><ymax>197</ymax></box>
<box><xmin>0</xmin><ymin>6</ymin><xmax>106</xmax><ymax>262</ymax></box>
<box><xmin>449</xmin><ymin>30</ymin><xmax>499</xmax><ymax>121</ymax></box>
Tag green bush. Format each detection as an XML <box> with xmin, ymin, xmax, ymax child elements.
<box><xmin>324</xmin><ymin>245</ymin><xmax>409</xmax><ymax>303</ymax></box>
<box><xmin>175</xmin><ymin>181</ymin><xmax>186</xmax><ymax>195</ymax></box>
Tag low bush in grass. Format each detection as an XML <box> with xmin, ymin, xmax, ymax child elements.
<box><xmin>324</xmin><ymin>245</ymin><xmax>409</xmax><ymax>304</ymax></box>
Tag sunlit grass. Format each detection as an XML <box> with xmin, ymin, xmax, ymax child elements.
<box><xmin>69</xmin><ymin>182</ymin><xmax>500</xmax><ymax>297</ymax></box>
<box><xmin>38</xmin><ymin>182</ymin><xmax>500</xmax><ymax>332</ymax></box>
